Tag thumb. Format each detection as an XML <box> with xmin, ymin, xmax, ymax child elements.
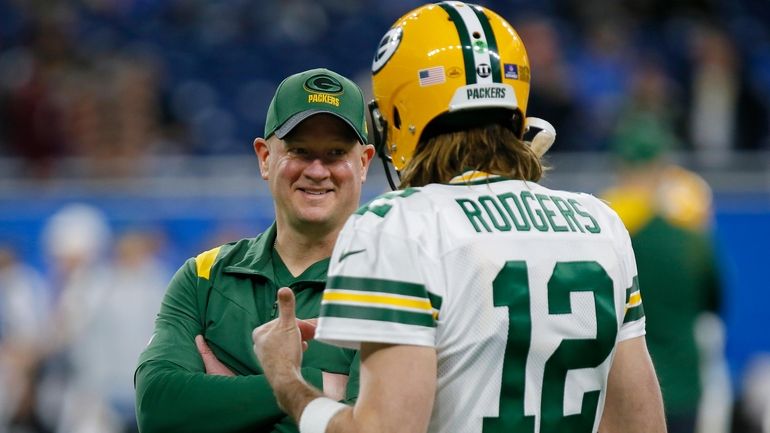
<box><xmin>277</xmin><ymin>287</ymin><xmax>297</xmax><ymax>326</ymax></box>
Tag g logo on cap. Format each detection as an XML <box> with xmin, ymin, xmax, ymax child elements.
<box><xmin>304</xmin><ymin>74</ymin><xmax>344</xmax><ymax>95</ymax></box>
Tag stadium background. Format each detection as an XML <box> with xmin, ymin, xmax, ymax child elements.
<box><xmin>0</xmin><ymin>0</ymin><xmax>768</xmax><ymax>432</ymax></box>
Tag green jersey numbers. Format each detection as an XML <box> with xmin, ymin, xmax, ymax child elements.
<box><xmin>486</xmin><ymin>261</ymin><xmax>535</xmax><ymax>431</ymax></box>
<box><xmin>355</xmin><ymin>188</ymin><xmax>420</xmax><ymax>217</ymax></box>
<box><xmin>484</xmin><ymin>261</ymin><xmax>617</xmax><ymax>433</ymax></box>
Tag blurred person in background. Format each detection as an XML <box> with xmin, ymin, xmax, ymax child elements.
<box><xmin>734</xmin><ymin>354</ymin><xmax>770</xmax><ymax>433</ymax></box>
<box><xmin>569</xmin><ymin>18</ymin><xmax>635</xmax><ymax>151</ymax></box>
<box><xmin>134</xmin><ymin>68</ymin><xmax>375</xmax><ymax>433</ymax></box>
<box><xmin>36</xmin><ymin>203</ymin><xmax>112</xmax><ymax>433</ymax></box>
<box><xmin>0</xmin><ymin>245</ymin><xmax>51</xmax><ymax>433</ymax></box>
<box><xmin>515</xmin><ymin>15</ymin><xmax>581</xmax><ymax>152</ymax></box>
<box><xmin>34</xmin><ymin>204</ymin><xmax>169</xmax><ymax>433</ymax></box>
<box><xmin>602</xmin><ymin>93</ymin><xmax>726</xmax><ymax>433</ymax></box>
<box><xmin>53</xmin><ymin>230</ymin><xmax>168</xmax><ymax>433</ymax></box>
<box><xmin>687</xmin><ymin>25</ymin><xmax>770</xmax><ymax>162</ymax></box>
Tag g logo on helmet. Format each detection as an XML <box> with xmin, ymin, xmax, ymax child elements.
<box><xmin>372</xmin><ymin>28</ymin><xmax>403</xmax><ymax>74</ymax></box>
<box><xmin>304</xmin><ymin>74</ymin><xmax>344</xmax><ymax>95</ymax></box>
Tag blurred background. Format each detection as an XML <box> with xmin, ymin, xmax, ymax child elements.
<box><xmin>0</xmin><ymin>0</ymin><xmax>768</xmax><ymax>432</ymax></box>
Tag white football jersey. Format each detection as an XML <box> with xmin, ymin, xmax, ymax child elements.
<box><xmin>316</xmin><ymin>172</ymin><xmax>645</xmax><ymax>433</ymax></box>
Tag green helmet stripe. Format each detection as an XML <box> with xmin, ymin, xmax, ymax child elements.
<box><xmin>438</xmin><ymin>2</ymin><xmax>477</xmax><ymax>85</ymax></box>
<box><xmin>471</xmin><ymin>5</ymin><xmax>502</xmax><ymax>83</ymax></box>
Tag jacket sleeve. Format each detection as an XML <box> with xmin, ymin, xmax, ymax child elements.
<box><xmin>135</xmin><ymin>360</ymin><xmax>322</xmax><ymax>433</ymax></box>
<box><xmin>134</xmin><ymin>258</ymin><xmax>323</xmax><ymax>433</ymax></box>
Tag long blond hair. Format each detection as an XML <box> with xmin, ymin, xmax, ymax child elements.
<box><xmin>398</xmin><ymin>123</ymin><xmax>544</xmax><ymax>188</ymax></box>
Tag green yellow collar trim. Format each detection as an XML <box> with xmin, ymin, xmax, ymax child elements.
<box><xmin>447</xmin><ymin>170</ymin><xmax>509</xmax><ymax>186</ymax></box>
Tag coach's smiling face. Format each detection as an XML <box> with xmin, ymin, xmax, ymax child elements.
<box><xmin>254</xmin><ymin>113</ymin><xmax>374</xmax><ymax>236</ymax></box>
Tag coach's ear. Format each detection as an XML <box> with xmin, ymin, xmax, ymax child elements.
<box><xmin>359</xmin><ymin>143</ymin><xmax>376</xmax><ymax>183</ymax></box>
<box><xmin>254</xmin><ymin>137</ymin><xmax>270</xmax><ymax>179</ymax></box>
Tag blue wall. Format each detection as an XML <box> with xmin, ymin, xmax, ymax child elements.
<box><xmin>713</xmin><ymin>193</ymin><xmax>770</xmax><ymax>386</ymax></box>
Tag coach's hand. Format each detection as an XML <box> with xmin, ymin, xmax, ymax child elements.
<box><xmin>195</xmin><ymin>335</ymin><xmax>235</xmax><ymax>376</ymax></box>
<box><xmin>253</xmin><ymin>287</ymin><xmax>315</xmax><ymax>385</ymax></box>
<box><xmin>322</xmin><ymin>372</ymin><xmax>349</xmax><ymax>401</ymax></box>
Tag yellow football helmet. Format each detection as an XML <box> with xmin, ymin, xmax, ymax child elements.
<box><xmin>370</xmin><ymin>1</ymin><xmax>532</xmax><ymax>173</ymax></box>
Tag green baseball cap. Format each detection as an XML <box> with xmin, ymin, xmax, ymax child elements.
<box><xmin>264</xmin><ymin>68</ymin><xmax>368</xmax><ymax>144</ymax></box>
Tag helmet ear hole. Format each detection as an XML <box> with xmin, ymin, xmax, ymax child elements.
<box><xmin>393</xmin><ymin>107</ymin><xmax>401</xmax><ymax>129</ymax></box>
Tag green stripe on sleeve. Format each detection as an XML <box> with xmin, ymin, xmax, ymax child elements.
<box><xmin>625</xmin><ymin>276</ymin><xmax>640</xmax><ymax>302</ymax></box>
<box><xmin>427</xmin><ymin>291</ymin><xmax>443</xmax><ymax>311</ymax></box>
<box><xmin>623</xmin><ymin>276</ymin><xmax>644</xmax><ymax>323</ymax></box>
<box><xmin>438</xmin><ymin>2</ymin><xmax>476</xmax><ymax>84</ymax></box>
<box><xmin>328</xmin><ymin>276</ymin><xmax>428</xmax><ymax>298</ymax></box>
<box><xmin>470</xmin><ymin>5</ymin><xmax>501</xmax><ymax>82</ymax></box>
<box><xmin>623</xmin><ymin>304</ymin><xmax>645</xmax><ymax>323</ymax></box>
<box><xmin>321</xmin><ymin>303</ymin><xmax>436</xmax><ymax>327</ymax></box>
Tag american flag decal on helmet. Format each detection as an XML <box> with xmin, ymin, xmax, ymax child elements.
<box><xmin>418</xmin><ymin>66</ymin><xmax>446</xmax><ymax>87</ymax></box>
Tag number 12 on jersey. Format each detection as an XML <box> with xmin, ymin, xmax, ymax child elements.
<box><xmin>483</xmin><ymin>261</ymin><xmax>618</xmax><ymax>433</ymax></box>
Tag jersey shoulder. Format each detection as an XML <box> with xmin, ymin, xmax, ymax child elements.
<box><xmin>565</xmin><ymin>189</ymin><xmax>628</xmax><ymax>232</ymax></box>
<box><xmin>354</xmin><ymin>187</ymin><xmax>425</xmax><ymax>218</ymax></box>
<box><xmin>350</xmin><ymin>186</ymin><xmax>440</xmax><ymax>236</ymax></box>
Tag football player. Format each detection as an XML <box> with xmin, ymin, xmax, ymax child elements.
<box><xmin>253</xmin><ymin>3</ymin><xmax>667</xmax><ymax>433</ymax></box>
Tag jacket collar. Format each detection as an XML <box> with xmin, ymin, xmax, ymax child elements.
<box><xmin>223</xmin><ymin>222</ymin><xmax>329</xmax><ymax>284</ymax></box>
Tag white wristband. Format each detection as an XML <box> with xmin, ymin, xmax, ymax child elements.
<box><xmin>299</xmin><ymin>397</ymin><xmax>348</xmax><ymax>433</ymax></box>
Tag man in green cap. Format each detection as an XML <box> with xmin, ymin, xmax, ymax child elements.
<box><xmin>134</xmin><ymin>68</ymin><xmax>375</xmax><ymax>433</ymax></box>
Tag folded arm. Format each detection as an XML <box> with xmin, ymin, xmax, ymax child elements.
<box><xmin>135</xmin><ymin>260</ymin><xmax>323</xmax><ymax>433</ymax></box>
<box><xmin>136</xmin><ymin>360</ymin><xmax>323</xmax><ymax>433</ymax></box>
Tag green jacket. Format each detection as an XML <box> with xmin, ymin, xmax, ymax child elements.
<box><xmin>135</xmin><ymin>223</ymin><xmax>359</xmax><ymax>433</ymax></box>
